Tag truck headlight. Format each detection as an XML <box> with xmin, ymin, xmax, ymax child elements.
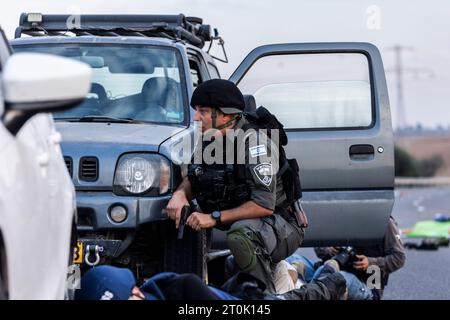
<box><xmin>113</xmin><ymin>153</ymin><xmax>171</xmax><ymax>196</ymax></box>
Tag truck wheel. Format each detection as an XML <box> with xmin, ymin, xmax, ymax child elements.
<box><xmin>163</xmin><ymin>224</ymin><xmax>210</xmax><ymax>282</ymax></box>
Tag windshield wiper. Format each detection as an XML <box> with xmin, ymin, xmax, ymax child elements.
<box><xmin>56</xmin><ymin>116</ymin><xmax>142</xmax><ymax>123</ymax></box>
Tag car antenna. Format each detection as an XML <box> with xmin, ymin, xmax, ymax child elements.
<box><xmin>207</xmin><ymin>28</ymin><xmax>228</xmax><ymax>63</ymax></box>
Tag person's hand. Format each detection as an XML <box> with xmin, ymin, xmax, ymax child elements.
<box><xmin>353</xmin><ymin>255</ymin><xmax>369</xmax><ymax>271</ymax></box>
<box><xmin>129</xmin><ymin>286</ymin><xmax>146</xmax><ymax>300</ymax></box>
<box><xmin>165</xmin><ymin>191</ymin><xmax>189</xmax><ymax>229</ymax></box>
<box><xmin>186</xmin><ymin>212</ymin><xmax>216</xmax><ymax>230</ymax></box>
<box><xmin>327</xmin><ymin>247</ymin><xmax>340</xmax><ymax>256</ymax></box>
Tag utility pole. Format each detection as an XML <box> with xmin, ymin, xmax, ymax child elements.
<box><xmin>386</xmin><ymin>45</ymin><xmax>434</xmax><ymax>129</ymax></box>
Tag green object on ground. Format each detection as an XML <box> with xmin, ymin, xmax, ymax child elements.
<box><xmin>407</xmin><ymin>220</ymin><xmax>450</xmax><ymax>238</ymax></box>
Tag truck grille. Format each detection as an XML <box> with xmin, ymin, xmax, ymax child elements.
<box><xmin>79</xmin><ymin>157</ymin><xmax>99</xmax><ymax>181</ymax></box>
<box><xmin>64</xmin><ymin>156</ymin><xmax>73</xmax><ymax>177</ymax></box>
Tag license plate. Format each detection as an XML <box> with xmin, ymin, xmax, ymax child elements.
<box><xmin>73</xmin><ymin>241</ymin><xmax>83</xmax><ymax>264</ymax></box>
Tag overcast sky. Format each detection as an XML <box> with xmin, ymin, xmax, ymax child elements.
<box><xmin>1</xmin><ymin>0</ymin><xmax>449</xmax><ymax>128</ymax></box>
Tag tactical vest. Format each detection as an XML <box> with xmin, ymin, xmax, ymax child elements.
<box><xmin>188</xmin><ymin>116</ymin><xmax>272</xmax><ymax>213</ymax></box>
<box><xmin>187</xmin><ymin>162</ymin><xmax>250</xmax><ymax>213</ymax></box>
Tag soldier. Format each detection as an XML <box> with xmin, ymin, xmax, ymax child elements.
<box><xmin>166</xmin><ymin>79</ymin><xmax>305</xmax><ymax>293</ymax></box>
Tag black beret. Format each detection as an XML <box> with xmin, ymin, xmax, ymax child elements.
<box><xmin>190</xmin><ymin>79</ymin><xmax>245</xmax><ymax>114</ymax></box>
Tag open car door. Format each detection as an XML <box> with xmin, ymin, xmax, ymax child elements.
<box><xmin>229</xmin><ymin>43</ymin><xmax>394</xmax><ymax>246</ymax></box>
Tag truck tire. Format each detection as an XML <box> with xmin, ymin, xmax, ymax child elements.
<box><xmin>163</xmin><ymin>225</ymin><xmax>210</xmax><ymax>282</ymax></box>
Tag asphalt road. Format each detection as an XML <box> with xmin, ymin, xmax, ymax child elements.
<box><xmin>298</xmin><ymin>187</ymin><xmax>450</xmax><ymax>300</ymax></box>
<box><xmin>384</xmin><ymin>187</ymin><xmax>450</xmax><ymax>300</ymax></box>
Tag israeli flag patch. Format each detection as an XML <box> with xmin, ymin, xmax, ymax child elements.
<box><xmin>249</xmin><ymin>145</ymin><xmax>267</xmax><ymax>158</ymax></box>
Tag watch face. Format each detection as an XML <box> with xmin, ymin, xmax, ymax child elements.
<box><xmin>212</xmin><ymin>211</ymin><xmax>221</xmax><ymax>220</ymax></box>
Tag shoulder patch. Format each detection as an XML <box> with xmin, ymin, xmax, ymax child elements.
<box><xmin>249</xmin><ymin>144</ymin><xmax>267</xmax><ymax>158</ymax></box>
<box><xmin>253</xmin><ymin>163</ymin><xmax>273</xmax><ymax>186</ymax></box>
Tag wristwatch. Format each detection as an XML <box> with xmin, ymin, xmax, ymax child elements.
<box><xmin>211</xmin><ymin>211</ymin><xmax>222</xmax><ymax>226</ymax></box>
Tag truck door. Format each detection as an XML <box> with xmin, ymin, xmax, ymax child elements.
<box><xmin>230</xmin><ymin>43</ymin><xmax>394</xmax><ymax>245</ymax></box>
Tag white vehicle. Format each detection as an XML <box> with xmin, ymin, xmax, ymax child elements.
<box><xmin>0</xmin><ymin>27</ymin><xmax>91</xmax><ymax>299</ymax></box>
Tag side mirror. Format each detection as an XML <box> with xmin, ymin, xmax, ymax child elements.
<box><xmin>2</xmin><ymin>52</ymin><xmax>91</xmax><ymax>135</ymax></box>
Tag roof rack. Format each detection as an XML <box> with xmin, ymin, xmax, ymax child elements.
<box><xmin>14</xmin><ymin>13</ymin><xmax>214</xmax><ymax>49</ymax></box>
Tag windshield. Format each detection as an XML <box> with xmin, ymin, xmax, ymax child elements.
<box><xmin>14</xmin><ymin>44</ymin><xmax>187</xmax><ymax>125</ymax></box>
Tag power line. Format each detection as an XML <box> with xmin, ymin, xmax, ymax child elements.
<box><xmin>385</xmin><ymin>45</ymin><xmax>434</xmax><ymax>129</ymax></box>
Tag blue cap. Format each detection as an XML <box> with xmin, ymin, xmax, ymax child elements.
<box><xmin>75</xmin><ymin>266</ymin><xmax>136</xmax><ymax>300</ymax></box>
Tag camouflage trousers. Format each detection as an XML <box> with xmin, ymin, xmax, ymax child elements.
<box><xmin>226</xmin><ymin>210</ymin><xmax>304</xmax><ymax>293</ymax></box>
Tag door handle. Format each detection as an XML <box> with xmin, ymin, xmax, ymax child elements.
<box><xmin>349</xmin><ymin>144</ymin><xmax>374</xmax><ymax>160</ymax></box>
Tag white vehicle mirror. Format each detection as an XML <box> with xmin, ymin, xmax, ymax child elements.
<box><xmin>2</xmin><ymin>52</ymin><xmax>91</xmax><ymax>134</ymax></box>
